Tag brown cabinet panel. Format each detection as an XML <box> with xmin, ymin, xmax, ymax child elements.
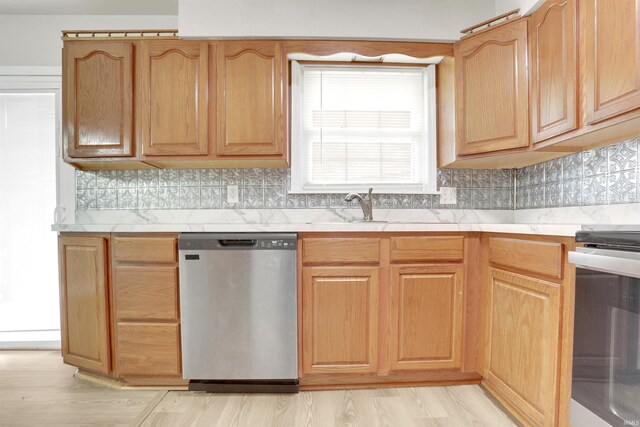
<box><xmin>389</xmin><ymin>264</ymin><xmax>463</xmax><ymax>371</ymax></box>
<box><xmin>584</xmin><ymin>0</ymin><xmax>640</xmax><ymax>124</ymax></box>
<box><xmin>113</xmin><ymin>265</ymin><xmax>179</xmax><ymax>321</ymax></box>
<box><xmin>302</xmin><ymin>238</ymin><xmax>380</xmax><ymax>265</ymax></box>
<box><xmin>140</xmin><ymin>41</ymin><xmax>208</xmax><ymax>156</ymax></box>
<box><xmin>488</xmin><ymin>237</ymin><xmax>564</xmax><ymax>279</ymax></box>
<box><xmin>455</xmin><ymin>19</ymin><xmax>529</xmax><ymax>155</ymax></box>
<box><xmin>64</xmin><ymin>42</ymin><xmax>133</xmax><ymax>158</ymax></box>
<box><xmin>112</xmin><ymin>236</ymin><xmax>177</xmax><ymax>263</ymax></box>
<box><xmin>302</xmin><ymin>266</ymin><xmax>379</xmax><ymax>375</ymax></box>
<box><xmin>216</xmin><ymin>41</ymin><xmax>287</xmax><ymax>158</ymax></box>
<box><xmin>530</xmin><ymin>0</ymin><xmax>578</xmax><ymax>143</ymax></box>
<box><xmin>484</xmin><ymin>268</ymin><xmax>560</xmax><ymax>426</ymax></box>
<box><xmin>58</xmin><ymin>236</ymin><xmax>111</xmax><ymax>374</ymax></box>
<box><xmin>116</xmin><ymin>323</ymin><xmax>181</xmax><ymax>377</ymax></box>
<box><xmin>389</xmin><ymin>236</ymin><xmax>464</xmax><ymax>263</ymax></box>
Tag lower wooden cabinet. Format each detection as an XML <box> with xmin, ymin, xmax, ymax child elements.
<box><xmin>111</xmin><ymin>235</ymin><xmax>185</xmax><ymax>385</ymax></box>
<box><xmin>58</xmin><ymin>235</ymin><xmax>111</xmax><ymax>375</ymax></box>
<box><xmin>484</xmin><ymin>268</ymin><xmax>560</xmax><ymax>426</ymax></box>
<box><xmin>389</xmin><ymin>264</ymin><xmax>463</xmax><ymax>371</ymax></box>
<box><xmin>301</xmin><ymin>266</ymin><xmax>379</xmax><ymax>375</ymax></box>
<box><xmin>482</xmin><ymin>234</ymin><xmax>574</xmax><ymax>427</ymax></box>
<box><xmin>58</xmin><ymin>233</ymin><xmax>185</xmax><ymax>385</ymax></box>
<box><xmin>299</xmin><ymin>234</ymin><xmax>477</xmax><ymax>388</ymax></box>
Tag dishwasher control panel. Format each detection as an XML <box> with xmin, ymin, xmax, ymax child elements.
<box><xmin>178</xmin><ymin>233</ymin><xmax>297</xmax><ymax>251</ymax></box>
<box><xmin>259</xmin><ymin>239</ymin><xmax>296</xmax><ymax>249</ymax></box>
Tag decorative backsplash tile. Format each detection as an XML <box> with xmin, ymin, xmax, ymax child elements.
<box><xmin>516</xmin><ymin>136</ymin><xmax>640</xmax><ymax>209</ymax></box>
<box><xmin>75</xmin><ymin>135</ymin><xmax>639</xmax><ymax>211</ymax></box>
<box><xmin>76</xmin><ymin>167</ymin><xmax>514</xmax><ymax>211</ymax></box>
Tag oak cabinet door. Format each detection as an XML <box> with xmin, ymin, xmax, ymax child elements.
<box><xmin>484</xmin><ymin>268</ymin><xmax>560</xmax><ymax>427</ymax></box>
<box><xmin>58</xmin><ymin>236</ymin><xmax>111</xmax><ymax>374</ymax></box>
<box><xmin>529</xmin><ymin>0</ymin><xmax>578</xmax><ymax>143</ymax></box>
<box><xmin>216</xmin><ymin>41</ymin><xmax>287</xmax><ymax>158</ymax></box>
<box><xmin>389</xmin><ymin>264</ymin><xmax>464</xmax><ymax>371</ymax></box>
<box><xmin>302</xmin><ymin>266</ymin><xmax>379</xmax><ymax>375</ymax></box>
<box><xmin>64</xmin><ymin>42</ymin><xmax>133</xmax><ymax>158</ymax></box>
<box><xmin>455</xmin><ymin>19</ymin><xmax>529</xmax><ymax>155</ymax></box>
<box><xmin>583</xmin><ymin>0</ymin><xmax>640</xmax><ymax>125</ymax></box>
<box><xmin>139</xmin><ymin>41</ymin><xmax>208</xmax><ymax>156</ymax></box>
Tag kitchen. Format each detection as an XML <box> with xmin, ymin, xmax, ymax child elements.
<box><xmin>0</xmin><ymin>0</ymin><xmax>639</xmax><ymax>426</ymax></box>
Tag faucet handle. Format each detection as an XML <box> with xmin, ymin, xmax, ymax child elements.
<box><xmin>367</xmin><ymin>187</ymin><xmax>373</xmax><ymax>200</ymax></box>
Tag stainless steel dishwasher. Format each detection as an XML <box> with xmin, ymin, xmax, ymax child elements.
<box><xmin>178</xmin><ymin>232</ymin><xmax>298</xmax><ymax>393</ymax></box>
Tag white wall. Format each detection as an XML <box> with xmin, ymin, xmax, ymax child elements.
<box><xmin>178</xmin><ymin>0</ymin><xmax>497</xmax><ymax>42</ymax></box>
<box><xmin>495</xmin><ymin>0</ymin><xmax>544</xmax><ymax>15</ymax></box>
<box><xmin>0</xmin><ymin>15</ymin><xmax>178</xmax><ymax>67</ymax></box>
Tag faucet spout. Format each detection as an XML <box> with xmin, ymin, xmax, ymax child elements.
<box><xmin>344</xmin><ymin>188</ymin><xmax>374</xmax><ymax>221</ymax></box>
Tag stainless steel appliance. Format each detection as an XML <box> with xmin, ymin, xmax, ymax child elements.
<box><xmin>178</xmin><ymin>233</ymin><xmax>298</xmax><ymax>392</ymax></box>
<box><xmin>569</xmin><ymin>229</ymin><xmax>640</xmax><ymax>427</ymax></box>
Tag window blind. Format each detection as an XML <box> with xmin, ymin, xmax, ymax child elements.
<box><xmin>301</xmin><ymin>66</ymin><xmax>427</xmax><ymax>188</ymax></box>
<box><xmin>0</xmin><ymin>92</ymin><xmax>59</xmax><ymax>342</ymax></box>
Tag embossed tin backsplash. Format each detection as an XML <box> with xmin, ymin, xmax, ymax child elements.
<box><xmin>75</xmin><ymin>135</ymin><xmax>640</xmax><ymax>211</ymax></box>
<box><xmin>75</xmin><ymin>168</ymin><xmax>513</xmax><ymax>211</ymax></box>
<box><xmin>516</xmin><ymin>136</ymin><xmax>640</xmax><ymax>209</ymax></box>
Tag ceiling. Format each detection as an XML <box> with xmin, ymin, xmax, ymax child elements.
<box><xmin>0</xmin><ymin>0</ymin><xmax>178</xmax><ymax>15</ymax></box>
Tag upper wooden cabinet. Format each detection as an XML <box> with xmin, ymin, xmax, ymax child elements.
<box><xmin>58</xmin><ymin>235</ymin><xmax>111</xmax><ymax>375</ymax></box>
<box><xmin>63</xmin><ymin>42</ymin><xmax>134</xmax><ymax>158</ymax></box>
<box><xmin>583</xmin><ymin>0</ymin><xmax>640</xmax><ymax>125</ymax></box>
<box><xmin>529</xmin><ymin>0</ymin><xmax>578</xmax><ymax>143</ymax></box>
<box><xmin>139</xmin><ymin>41</ymin><xmax>209</xmax><ymax>157</ymax></box>
<box><xmin>215</xmin><ymin>41</ymin><xmax>287</xmax><ymax>159</ymax></box>
<box><xmin>455</xmin><ymin>19</ymin><xmax>530</xmax><ymax>155</ymax></box>
<box><xmin>62</xmin><ymin>37</ymin><xmax>290</xmax><ymax>169</ymax></box>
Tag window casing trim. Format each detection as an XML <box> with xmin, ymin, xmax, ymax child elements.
<box><xmin>290</xmin><ymin>61</ymin><xmax>437</xmax><ymax>194</ymax></box>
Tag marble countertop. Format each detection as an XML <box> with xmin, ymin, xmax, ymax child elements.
<box><xmin>52</xmin><ymin>219</ymin><xmax>581</xmax><ymax>237</ymax></box>
<box><xmin>53</xmin><ymin>205</ymin><xmax>640</xmax><ymax>237</ymax></box>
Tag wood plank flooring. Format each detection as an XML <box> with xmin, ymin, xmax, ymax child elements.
<box><xmin>136</xmin><ymin>386</ymin><xmax>520</xmax><ymax>427</ymax></box>
<box><xmin>0</xmin><ymin>351</ymin><xmax>519</xmax><ymax>427</ymax></box>
<box><xmin>0</xmin><ymin>350</ymin><xmax>159</xmax><ymax>427</ymax></box>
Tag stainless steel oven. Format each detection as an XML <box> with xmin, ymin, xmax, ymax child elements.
<box><xmin>569</xmin><ymin>230</ymin><xmax>640</xmax><ymax>427</ymax></box>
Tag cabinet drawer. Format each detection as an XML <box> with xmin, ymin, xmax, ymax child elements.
<box><xmin>113</xmin><ymin>266</ymin><xmax>179</xmax><ymax>321</ymax></box>
<box><xmin>390</xmin><ymin>236</ymin><xmax>464</xmax><ymax>263</ymax></box>
<box><xmin>113</xmin><ymin>237</ymin><xmax>177</xmax><ymax>263</ymax></box>
<box><xmin>303</xmin><ymin>238</ymin><xmax>380</xmax><ymax>265</ymax></box>
<box><xmin>488</xmin><ymin>237</ymin><xmax>564</xmax><ymax>279</ymax></box>
<box><xmin>116</xmin><ymin>323</ymin><xmax>181</xmax><ymax>377</ymax></box>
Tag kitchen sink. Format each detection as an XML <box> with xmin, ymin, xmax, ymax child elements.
<box><xmin>304</xmin><ymin>220</ymin><xmax>450</xmax><ymax>225</ymax></box>
<box><xmin>304</xmin><ymin>220</ymin><xmax>388</xmax><ymax>225</ymax></box>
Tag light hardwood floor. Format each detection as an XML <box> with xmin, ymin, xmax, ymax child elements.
<box><xmin>0</xmin><ymin>351</ymin><xmax>519</xmax><ymax>427</ymax></box>
<box><xmin>0</xmin><ymin>350</ymin><xmax>159</xmax><ymax>427</ymax></box>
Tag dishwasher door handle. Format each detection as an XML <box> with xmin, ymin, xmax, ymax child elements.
<box><xmin>217</xmin><ymin>239</ymin><xmax>258</xmax><ymax>247</ymax></box>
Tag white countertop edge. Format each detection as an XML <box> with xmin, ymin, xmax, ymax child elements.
<box><xmin>52</xmin><ymin>222</ymin><xmax>582</xmax><ymax>236</ymax></box>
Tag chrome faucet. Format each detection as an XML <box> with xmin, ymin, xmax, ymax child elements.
<box><xmin>344</xmin><ymin>188</ymin><xmax>374</xmax><ymax>221</ymax></box>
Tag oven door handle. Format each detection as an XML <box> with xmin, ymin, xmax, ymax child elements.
<box><xmin>569</xmin><ymin>248</ymin><xmax>640</xmax><ymax>279</ymax></box>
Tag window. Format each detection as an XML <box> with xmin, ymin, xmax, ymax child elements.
<box><xmin>0</xmin><ymin>73</ymin><xmax>61</xmax><ymax>348</ymax></box>
<box><xmin>291</xmin><ymin>62</ymin><xmax>437</xmax><ymax>194</ymax></box>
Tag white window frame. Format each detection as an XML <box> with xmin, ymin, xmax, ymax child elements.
<box><xmin>0</xmin><ymin>67</ymin><xmax>73</xmax><ymax>225</ymax></box>
<box><xmin>290</xmin><ymin>61</ymin><xmax>438</xmax><ymax>194</ymax></box>
<box><xmin>0</xmin><ymin>67</ymin><xmax>64</xmax><ymax>349</ymax></box>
